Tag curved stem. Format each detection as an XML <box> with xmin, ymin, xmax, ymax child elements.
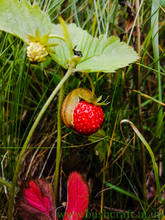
<box><xmin>83</xmin><ymin>72</ymin><xmax>95</xmax><ymax>96</ymax></box>
<box><xmin>54</xmin><ymin>72</ymin><xmax>65</xmax><ymax>205</ymax></box>
<box><xmin>74</xmin><ymin>69</ymin><xmax>95</xmax><ymax>95</ymax></box>
<box><xmin>8</xmin><ymin>68</ymin><xmax>73</xmax><ymax>220</ymax></box>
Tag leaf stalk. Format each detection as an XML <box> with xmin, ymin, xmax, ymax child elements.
<box><xmin>54</xmin><ymin>71</ymin><xmax>65</xmax><ymax>204</ymax></box>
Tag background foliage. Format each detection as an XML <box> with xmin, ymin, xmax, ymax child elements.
<box><xmin>0</xmin><ymin>0</ymin><xmax>165</xmax><ymax>219</ymax></box>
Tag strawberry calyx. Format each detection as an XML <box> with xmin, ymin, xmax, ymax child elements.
<box><xmin>26</xmin><ymin>29</ymin><xmax>59</xmax><ymax>63</ymax></box>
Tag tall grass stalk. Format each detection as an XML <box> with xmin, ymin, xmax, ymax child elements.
<box><xmin>151</xmin><ymin>0</ymin><xmax>163</xmax><ymax>138</ymax></box>
<box><xmin>136</xmin><ymin>0</ymin><xmax>146</xmax><ymax>206</ymax></box>
<box><xmin>151</xmin><ymin>1</ymin><xmax>164</xmax><ymax>207</ymax></box>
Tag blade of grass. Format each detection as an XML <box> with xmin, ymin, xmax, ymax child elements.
<box><xmin>0</xmin><ymin>178</ymin><xmax>12</xmax><ymax>190</ymax></box>
<box><xmin>136</xmin><ymin>0</ymin><xmax>146</xmax><ymax>207</ymax></box>
<box><xmin>151</xmin><ymin>0</ymin><xmax>163</xmax><ymax>138</ymax></box>
<box><xmin>120</xmin><ymin>119</ymin><xmax>162</xmax><ymax>202</ymax></box>
<box><xmin>127</xmin><ymin>0</ymin><xmax>145</xmax><ymax>46</ymax></box>
<box><xmin>105</xmin><ymin>180</ymin><xmax>144</xmax><ymax>206</ymax></box>
<box><xmin>151</xmin><ymin>2</ymin><xmax>165</xmax><ymax>210</ymax></box>
<box><xmin>132</xmin><ymin>89</ymin><xmax>165</xmax><ymax>106</ymax></box>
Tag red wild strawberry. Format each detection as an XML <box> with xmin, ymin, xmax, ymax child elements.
<box><xmin>73</xmin><ymin>101</ymin><xmax>104</xmax><ymax>135</ymax></box>
<box><xmin>60</xmin><ymin>88</ymin><xmax>105</xmax><ymax>136</ymax></box>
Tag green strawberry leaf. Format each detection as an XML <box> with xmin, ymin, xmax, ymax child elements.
<box><xmin>157</xmin><ymin>0</ymin><xmax>165</xmax><ymax>7</ymax></box>
<box><xmin>94</xmin><ymin>142</ymin><xmax>106</xmax><ymax>160</ymax></box>
<box><xmin>88</xmin><ymin>129</ymin><xmax>106</xmax><ymax>142</ymax></box>
<box><xmin>0</xmin><ymin>0</ymin><xmax>139</xmax><ymax>72</ymax></box>
<box><xmin>51</xmin><ymin>23</ymin><xmax>139</xmax><ymax>72</ymax></box>
<box><xmin>0</xmin><ymin>0</ymin><xmax>52</xmax><ymax>43</ymax></box>
<box><xmin>76</xmin><ymin>34</ymin><xmax>139</xmax><ymax>73</ymax></box>
<box><xmin>88</xmin><ymin>129</ymin><xmax>108</xmax><ymax>160</ymax></box>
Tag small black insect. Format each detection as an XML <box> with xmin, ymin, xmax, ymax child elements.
<box><xmin>73</xmin><ymin>46</ymin><xmax>83</xmax><ymax>57</ymax></box>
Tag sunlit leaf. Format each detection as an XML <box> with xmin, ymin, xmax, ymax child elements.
<box><xmin>51</xmin><ymin>23</ymin><xmax>139</xmax><ymax>72</ymax></box>
<box><xmin>0</xmin><ymin>0</ymin><xmax>139</xmax><ymax>72</ymax></box>
<box><xmin>0</xmin><ymin>0</ymin><xmax>52</xmax><ymax>43</ymax></box>
<box><xmin>157</xmin><ymin>0</ymin><xmax>165</xmax><ymax>7</ymax></box>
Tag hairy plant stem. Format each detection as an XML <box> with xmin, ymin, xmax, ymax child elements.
<box><xmin>8</xmin><ymin>67</ymin><xmax>73</xmax><ymax>220</ymax></box>
<box><xmin>54</xmin><ymin>71</ymin><xmax>65</xmax><ymax>205</ymax></box>
<box><xmin>136</xmin><ymin>0</ymin><xmax>146</xmax><ymax>207</ymax></box>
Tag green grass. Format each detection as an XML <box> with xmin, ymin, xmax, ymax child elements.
<box><xmin>0</xmin><ymin>0</ymin><xmax>165</xmax><ymax>219</ymax></box>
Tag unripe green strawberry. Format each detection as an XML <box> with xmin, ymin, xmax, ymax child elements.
<box><xmin>73</xmin><ymin>101</ymin><xmax>104</xmax><ymax>135</ymax></box>
<box><xmin>61</xmin><ymin>88</ymin><xmax>104</xmax><ymax>136</ymax></box>
<box><xmin>27</xmin><ymin>42</ymin><xmax>48</xmax><ymax>62</ymax></box>
<box><xmin>26</xmin><ymin>29</ymin><xmax>58</xmax><ymax>63</ymax></box>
